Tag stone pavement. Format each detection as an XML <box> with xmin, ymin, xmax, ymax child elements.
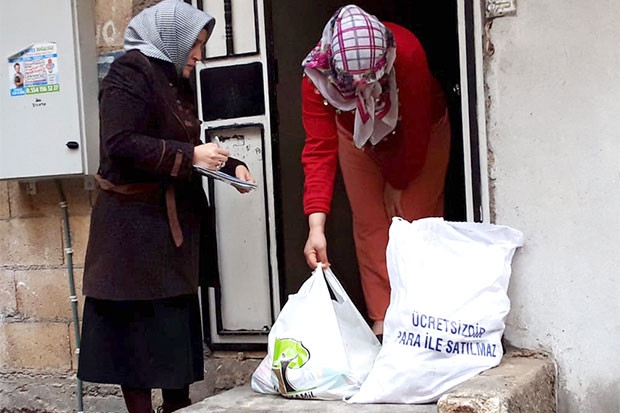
<box><xmin>180</xmin><ymin>350</ymin><xmax>556</xmax><ymax>413</ymax></box>
<box><xmin>180</xmin><ymin>385</ymin><xmax>436</xmax><ymax>412</ymax></box>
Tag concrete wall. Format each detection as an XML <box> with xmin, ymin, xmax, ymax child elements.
<box><xmin>0</xmin><ymin>179</ymin><xmax>91</xmax><ymax>369</ymax></box>
<box><xmin>485</xmin><ymin>1</ymin><xmax>620</xmax><ymax>412</ymax></box>
<box><xmin>95</xmin><ymin>0</ymin><xmax>133</xmax><ymax>52</ymax></box>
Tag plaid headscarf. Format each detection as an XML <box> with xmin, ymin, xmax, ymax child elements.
<box><xmin>124</xmin><ymin>0</ymin><xmax>215</xmax><ymax>74</ymax></box>
<box><xmin>303</xmin><ymin>5</ymin><xmax>398</xmax><ymax>148</ymax></box>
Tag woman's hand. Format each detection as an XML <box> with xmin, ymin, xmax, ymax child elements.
<box><xmin>193</xmin><ymin>143</ymin><xmax>229</xmax><ymax>170</ymax></box>
<box><xmin>383</xmin><ymin>182</ymin><xmax>404</xmax><ymax>220</ymax></box>
<box><xmin>234</xmin><ymin>165</ymin><xmax>256</xmax><ymax>194</ymax></box>
<box><xmin>304</xmin><ymin>212</ymin><xmax>330</xmax><ymax>269</ymax></box>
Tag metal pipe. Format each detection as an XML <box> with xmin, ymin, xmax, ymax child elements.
<box><xmin>56</xmin><ymin>180</ymin><xmax>84</xmax><ymax>413</ymax></box>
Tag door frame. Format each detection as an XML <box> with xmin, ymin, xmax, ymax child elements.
<box><xmin>458</xmin><ymin>0</ymin><xmax>490</xmax><ymax>223</ymax></box>
<box><xmin>192</xmin><ymin>0</ymin><xmax>490</xmax><ymax>349</ymax></box>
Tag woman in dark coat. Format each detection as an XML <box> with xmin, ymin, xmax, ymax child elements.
<box><xmin>77</xmin><ymin>1</ymin><xmax>254</xmax><ymax>412</ymax></box>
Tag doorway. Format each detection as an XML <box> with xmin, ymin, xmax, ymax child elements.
<box><xmin>270</xmin><ymin>0</ymin><xmax>466</xmax><ymax>315</ymax></box>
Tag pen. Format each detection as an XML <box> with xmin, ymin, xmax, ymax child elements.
<box><xmin>213</xmin><ymin>135</ymin><xmax>221</xmax><ymax>145</ymax></box>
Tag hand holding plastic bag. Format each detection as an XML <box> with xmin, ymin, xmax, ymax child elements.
<box><xmin>252</xmin><ymin>266</ymin><xmax>381</xmax><ymax>400</ymax></box>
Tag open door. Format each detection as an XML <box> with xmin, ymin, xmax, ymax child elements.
<box><xmin>271</xmin><ymin>0</ymin><xmax>477</xmax><ymax>310</ymax></box>
<box><xmin>192</xmin><ymin>0</ymin><xmax>488</xmax><ymax>348</ymax></box>
<box><xmin>190</xmin><ymin>0</ymin><xmax>281</xmax><ymax>349</ymax></box>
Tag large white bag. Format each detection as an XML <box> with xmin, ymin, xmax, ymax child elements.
<box><xmin>251</xmin><ymin>266</ymin><xmax>381</xmax><ymax>400</ymax></box>
<box><xmin>349</xmin><ymin>217</ymin><xmax>524</xmax><ymax>404</ymax></box>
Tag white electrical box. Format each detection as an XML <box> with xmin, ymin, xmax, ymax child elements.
<box><xmin>0</xmin><ymin>0</ymin><xmax>98</xmax><ymax>180</ymax></box>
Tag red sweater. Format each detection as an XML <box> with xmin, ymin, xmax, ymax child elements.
<box><xmin>301</xmin><ymin>23</ymin><xmax>446</xmax><ymax>215</ymax></box>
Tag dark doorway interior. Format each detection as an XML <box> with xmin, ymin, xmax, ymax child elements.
<box><xmin>270</xmin><ymin>1</ymin><xmax>465</xmax><ymax>317</ymax></box>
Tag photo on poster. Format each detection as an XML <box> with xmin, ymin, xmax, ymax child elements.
<box><xmin>8</xmin><ymin>42</ymin><xmax>60</xmax><ymax>97</ymax></box>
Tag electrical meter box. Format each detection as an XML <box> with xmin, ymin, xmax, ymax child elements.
<box><xmin>0</xmin><ymin>0</ymin><xmax>98</xmax><ymax>180</ymax></box>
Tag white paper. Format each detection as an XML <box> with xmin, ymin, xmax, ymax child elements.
<box><xmin>193</xmin><ymin>164</ymin><xmax>257</xmax><ymax>190</ymax></box>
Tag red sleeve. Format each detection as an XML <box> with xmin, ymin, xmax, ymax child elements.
<box><xmin>300</xmin><ymin>77</ymin><xmax>338</xmax><ymax>215</ymax></box>
<box><xmin>382</xmin><ymin>23</ymin><xmax>433</xmax><ymax>189</ymax></box>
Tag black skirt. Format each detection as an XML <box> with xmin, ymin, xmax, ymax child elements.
<box><xmin>77</xmin><ymin>294</ymin><xmax>204</xmax><ymax>389</ymax></box>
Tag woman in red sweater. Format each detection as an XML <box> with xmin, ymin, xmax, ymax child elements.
<box><xmin>301</xmin><ymin>5</ymin><xmax>450</xmax><ymax>338</ymax></box>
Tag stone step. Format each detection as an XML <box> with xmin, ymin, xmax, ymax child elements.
<box><xmin>179</xmin><ymin>350</ymin><xmax>555</xmax><ymax>413</ymax></box>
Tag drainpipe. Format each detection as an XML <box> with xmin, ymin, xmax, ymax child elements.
<box><xmin>56</xmin><ymin>180</ymin><xmax>84</xmax><ymax>413</ymax></box>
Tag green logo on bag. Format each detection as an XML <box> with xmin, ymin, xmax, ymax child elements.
<box><xmin>271</xmin><ymin>338</ymin><xmax>314</xmax><ymax>397</ymax></box>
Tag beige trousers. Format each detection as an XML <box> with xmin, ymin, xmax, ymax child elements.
<box><xmin>337</xmin><ymin>112</ymin><xmax>451</xmax><ymax>321</ymax></box>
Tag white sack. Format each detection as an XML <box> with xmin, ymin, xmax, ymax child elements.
<box><xmin>349</xmin><ymin>217</ymin><xmax>524</xmax><ymax>404</ymax></box>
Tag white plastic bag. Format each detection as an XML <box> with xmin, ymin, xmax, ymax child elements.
<box><xmin>251</xmin><ymin>266</ymin><xmax>381</xmax><ymax>400</ymax></box>
<box><xmin>349</xmin><ymin>217</ymin><xmax>524</xmax><ymax>404</ymax></box>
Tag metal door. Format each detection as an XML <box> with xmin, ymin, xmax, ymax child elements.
<box><xmin>189</xmin><ymin>0</ymin><xmax>280</xmax><ymax>348</ymax></box>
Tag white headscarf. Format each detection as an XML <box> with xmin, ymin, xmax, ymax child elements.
<box><xmin>302</xmin><ymin>5</ymin><xmax>398</xmax><ymax>148</ymax></box>
<box><xmin>124</xmin><ymin>0</ymin><xmax>215</xmax><ymax>74</ymax></box>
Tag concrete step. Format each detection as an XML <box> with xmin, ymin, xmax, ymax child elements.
<box><xmin>179</xmin><ymin>350</ymin><xmax>555</xmax><ymax>413</ymax></box>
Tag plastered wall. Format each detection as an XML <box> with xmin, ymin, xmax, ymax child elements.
<box><xmin>485</xmin><ymin>1</ymin><xmax>620</xmax><ymax>412</ymax></box>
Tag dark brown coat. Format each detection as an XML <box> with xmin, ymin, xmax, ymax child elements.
<box><xmin>83</xmin><ymin>50</ymin><xmax>242</xmax><ymax>300</ymax></box>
